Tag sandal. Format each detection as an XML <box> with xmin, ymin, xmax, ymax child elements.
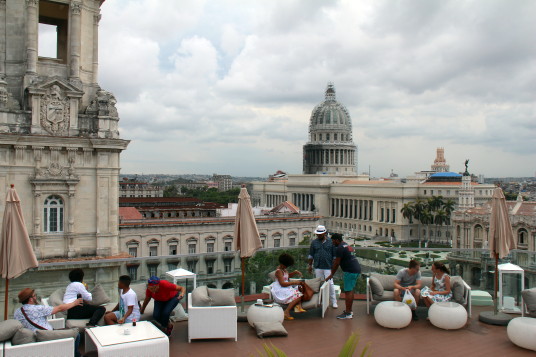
<box><xmin>294</xmin><ymin>306</ymin><xmax>306</xmax><ymax>313</ymax></box>
<box><xmin>284</xmin><ymin>315</ymin><xmax>294</xmax><ymax>320</ymax></box>
<box><xmin>165</xmin><ymin>324</ymin><xmax>174</xmax><ymax>336</ymax></box>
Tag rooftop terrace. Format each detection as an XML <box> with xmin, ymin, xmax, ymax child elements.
<box><xmin>160</xmin><ymin>303</ymin><xmax>531</xmax><ymax>357</ymax></box>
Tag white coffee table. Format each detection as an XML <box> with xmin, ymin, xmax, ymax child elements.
<box><xmin>85</xmin><ymin>321</ymin><xmax>169</xmax><ymax>357</ymax></box>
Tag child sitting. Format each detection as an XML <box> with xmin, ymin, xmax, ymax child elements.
<box><xmin>104</xmin><ymin>275</ymin><xmax>141</xmax><ymax>325</ymax></box>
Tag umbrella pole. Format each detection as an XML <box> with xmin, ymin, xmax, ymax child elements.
<box><xmin>494</xmin><ymin>252</ymin><xmax>499</xmax><ymax>315</ymax></box>
<box><xmin>4</xmin><ymin>278</ymin><xmax>9</xmax><ymax>320</ymax></box>
<box><xmin>241</xmin><ymin>258</ymin><xmax>246</xmax><ymax>313</ymax></box>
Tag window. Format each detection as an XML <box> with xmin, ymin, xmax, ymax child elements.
<box><xmin>518</xmin><ymin>229</ymin><xmax>528</xmax><ymax>245</ymax></box>
<box><xmin>380</xmin><ymin>208</ymin><xmax>384</xmax><ymax>222</ymax></box>
<box><xmin>261</xmin><ymin>239</ymin><xmax>265</xmax><ymax>248</ymax></box>
<box><xmin>127</xmin><ymin>266</ymin><xmax>138</xmax><ymax>280</ymax></box>
<box><xmin>148</xmin><ymin>264</ymin><xmax>158</xmax><ymax>277</ymax></box>
<box><xmin>392</xmin><ymin>209</ymin><xmax>396</xmax><ymax>223</ymax></box>
<box><xmin>326</xmin><ymin>133</ymin><xmax>330</xmax><ymax>141</ymax></box>
<box><xmin>149</xmin><ymin>246</ymin><xmax>157</xmax><ymax>257</ymax></box>
<box><xmin>168</xmin><ymin>263</ymin><xmax>176</xmax><ymax>271</ymax></box>
<box><xmin>187</xmin><ymin>260</ymin><xmax>197</xmax><ymax>273</ymax></box>
<box><xmin>224</xmin><ymin>242</ymin><xmax>232</xmax><ymax>252</ymax></box>
<box><xmin>44</xmin><ymin>195</ymin><xmax>64</xmax><ymax>233</ymax></box>
<box><xmin>289</xmin><ymin>238</ymin><xmax>295</xmax><ymax>246</ymax></box>
<box><xmin>447</xmin><ymin>190</ymin><xmax>451</xmax><ymax>195</ymax></box>
<box><xmin>207</xmin><ymin>242</ymin><xmax>214</xmax><ymax>253</ymax></box>
<box><xmin>206</xmin><ymin>260</ymin><xmax>214</xmax><ymax>274</ymax></box>
<box><xmin>224</xmin><ymin>259</ymin><xmax>232</xmax><ymax>273</ymax></box>
<box><xmin>424</xmin><ymin>190</ymin><xmax>427</xmax><ymax>195</ymax></box>
<box><xmin>274</xmin><ymin>239</ymin><xmax>280</xmax><ymax>248</ymax></box>
<box><xmin>128</xmin><ymin>247</ymin><xmax>137</xmax><ymax>257</ymax></box>
<box><xmin>38</xmin><ymin>0</ymin><xmax>68</xmax><ymax>62</ymax></box>
<box><xmin>188</xmin><ymin>244</ymin><xmax>196</xmax><ymax>254</ymax></box>
<box><xmin>169</xmin><ymin>245</ymin><xmax>177</xmax><ymax>255</ymax></box>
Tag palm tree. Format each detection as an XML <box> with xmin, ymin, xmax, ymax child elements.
<box><xmin>420</xmin><ymin>209</ymin><xmax>433</xmax><ymax>244</ymax></box>
<box><xmin>442</xmin><ymin>199</ymin><xmax>456</xmax><ymax>242</ymax></box>
<box><xmin>428</xmin><ymin>195</ymin><xmax>444</xmax><ymax>211</ymax></box>
<box><xmin>401</xmin><ymin>203</ymin><xmax>415</xmax><ymax>240</ymax></box>
<box><xmin>413</xmin><ymin>200</ymin><xmax>426</xmax><ymax>246</ymax></box>
<box><xmin>434</xmin><ymin>209</ymin><xmax>448</xmax><ymax>243</ymax></box>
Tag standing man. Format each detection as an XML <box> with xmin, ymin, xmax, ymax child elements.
<box><xmin>308</xmin><ymin>225</ymin><xmax>337</xmax><ymax>308</ymax></box>
<box><xmin>326</xmin><ymin>233</ymin><xmax>361</xmax><ymax>320</ymax></box>
<box><xmin>393</xmin><ymin>260</ymin><xmax>422</xmax><ymax>320</ymax></box>
<box><xmin>14</xmin><ymin>288</ymin><xmax>83</xmax><ymax>357</ymax></box>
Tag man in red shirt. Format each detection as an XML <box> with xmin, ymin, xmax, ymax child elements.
<box><xmin>140</xmin><ymin>276</ymin><xmax>185</xmax><ymax>336</ymax></box>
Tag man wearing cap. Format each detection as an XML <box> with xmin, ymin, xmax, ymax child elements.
<box><xmin>14</xmin><ymin>288</ymin><xmax>83</xmax><ymax>357</ymax></box>
<box><xmin>307</xmin><ymin>225</ymin><xmax>338</xmax><ymax>308</ymax></box>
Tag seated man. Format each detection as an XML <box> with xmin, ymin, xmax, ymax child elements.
<box><xmin>393</xmin><ymin>259</ymin><xmax>422</xmax><ymax>320</ymax></box>
<box><xmin>14</xmin><ymin>288</ymin><xmax>83</xmax><ymax>357</ymax></box>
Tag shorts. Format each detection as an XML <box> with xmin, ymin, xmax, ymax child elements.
<box><xmin>113</xmin><ymin>311</ymin><xmax>140</xmax><ymax>323</ymax></box>
<box><xmin>343</xmin><ymin>272</ymin><xmax>360</xmax><ymax>292</ymax></box>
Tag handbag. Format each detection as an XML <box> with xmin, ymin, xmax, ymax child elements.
<box><xmin>402</xmin><ymin>289</ymin><xmax>417</xmax><ymax>309</ymax></box>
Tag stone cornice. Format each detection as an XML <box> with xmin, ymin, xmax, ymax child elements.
<box><xmin>0</xmin><ymin>133</ymin><xmax>129</xmax><ymax>150</ymax></box>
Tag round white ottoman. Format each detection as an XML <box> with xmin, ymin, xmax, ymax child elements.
<box><xmin>374</xmin><ymin>301</ymin><xmax>412</xmax><ymax>329</ymax></box>
<box><xmin>247</xmin><ymin>304</ymin><xmax>284</xmax><ymax>327</ymax></box>
<box><xmin>507</xmin><ymin>317</ymin><xmax>536</xmax><ymax>351</ymax></box>
<box><xmin>428</xmin><ymin>302</ymin><xmax>467</xmax><ymax>330</ymax></box>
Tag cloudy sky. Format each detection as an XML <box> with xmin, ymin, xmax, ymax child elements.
<box><xmin>95</xmin><ymin>0</ymin><xmax>535</xmax><ymax>178</ymax></box>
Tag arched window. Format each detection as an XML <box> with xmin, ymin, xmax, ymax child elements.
<box><xmin>44</xmin><ymin>195</ymin><xmax>63</xmax><ymax>233</ymax></box>
<box><xmin>518</xmin><ymin>228</ymin><xmax>528</xmax><ymax>245</ymax></box>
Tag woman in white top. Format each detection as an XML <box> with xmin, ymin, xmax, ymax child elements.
<box><xmin>63</xmin><ymin>268</ymin><xmax>106</xmax><ymax>327</ymax></box>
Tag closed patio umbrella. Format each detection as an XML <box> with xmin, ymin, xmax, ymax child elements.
<box><xmin>234</xmin><ymin>186</ymin><xmax>261</xmax><ymax>310</ymax></box>
<box><xmin>479</xmin><ymin>187</ymin><xmax>516</xmax><ymax>325</ymax></box>
<box><xmin>488</xmin><ymin>187</ymin><xmax>516</xmax><ymax>304</ymax></box>
<box><xmin>1</xmin><ymin>185</ymin><xmax>38</xmax><ymax>319</ymax></box>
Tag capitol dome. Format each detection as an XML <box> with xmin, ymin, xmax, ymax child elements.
<box><xmin>303</xmin><ymin>83</ymin><xmax>357</xmax><ymax>175</ymax></box>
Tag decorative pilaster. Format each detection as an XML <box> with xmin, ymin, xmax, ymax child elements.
<box><xmin>69</xmin><ymin>2</ymin><xmax>82</xmax><ymax>80</ymax></box>
<box><xmin>92</xmin><ymin>13</ymin><xmax>101</xmax><ymax>84</ymax></box>
<box><xmin>83</xmin><ymin>148</ymin><xmax>93</xmax><ymax>166</ymax></box>
<box><xmin>14</xmin><ymin>145</ymin><xmax>26</xmax><ymax>163</ymax></box>
<box><xmin>25</xmin><ymin>0</ymin><xmax>39</xmax><ymax>75</ymax></box>
<box><xmin>0</xmin><ymin>0</ymin><xmax>6</xmax><ymax>77</ymax></box>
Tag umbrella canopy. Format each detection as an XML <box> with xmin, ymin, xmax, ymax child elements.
<box><xmin>488</xmin><ymin>187</ymin><xmax>516</xmax><ymax>258</ymax></box>
<box><xmin>0</xmin><ymin>185</ymin><xmax>38</xmax><ymax>279</ymax></box>
<box><xmin>234</xmin><ymin>186</ymin><xmax>261</xmax><ymax>258</ymax></box>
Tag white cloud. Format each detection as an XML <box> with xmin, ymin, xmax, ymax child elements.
<box><xmin>98</xmin><ymin>0</ymin><xmax>536</xmax><ymax>177</ymax></box>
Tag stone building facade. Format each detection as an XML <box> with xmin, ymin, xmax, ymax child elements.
<box><xmin>118</xmin><ymin>213</ymin><xmax>320</xmax><ymax>289</ymax></box>
<box><xmin>0</xmin><ymin>0</ymin><xmax>128</xmax><ymax>315</ymax></box>
<box><xmin>450</xmin><ymin>196</ymin><xmax>536</xmax><ymax>289</ymax></box>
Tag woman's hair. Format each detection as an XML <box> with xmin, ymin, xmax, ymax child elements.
<box><xmin>69</xmin><ymin>268</ymin><xmax>84</xmax><ymax>282</ymax></box>
<box><xmin>433</xmin><ymin>262</ymin><xmax>450</xmax><ymax>275</ymax></box>
<box><xmin>278</xmin><ymin>253</ymin><xmax>295</xmax><ymax>268</ymax></box>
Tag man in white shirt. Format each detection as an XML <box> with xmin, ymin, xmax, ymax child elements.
<box><xmin>63</xmin><ymin>268</ymin><xmax>106</xmax><ymax>327</ymax></box>
<box><xmin>104</xmin><ymin>275</ymin><xmax>141</xmax><ymax>324</ymax></box>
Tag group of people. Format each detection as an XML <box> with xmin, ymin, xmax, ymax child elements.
<box><xmin>271</xmin><ymin>224</ymin><xmax>453</xmax><ymax>321</ymax></box>
<box><xmin>13</xmin><ymin>269</ymin><xmax>186</xmax><ymax>356</ymax></box>
<box><xmin>272</xmin><ymin>225</ymin><xmax>362</xmax><ymax>320</ymax></box>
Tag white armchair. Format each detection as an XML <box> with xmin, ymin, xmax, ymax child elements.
<box><xmin>187</xmin><ymin>293</ymin><xmax>237</xmax><ymax>343</ymax></box>
<box><xmin>3</xmin><ymin>338</ymin><xmax>74</xmax><ymax>357</ymax></box>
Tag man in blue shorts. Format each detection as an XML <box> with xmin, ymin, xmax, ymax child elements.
<box><xmin>326</xmin><ymin>233</ymin><xmax>361</xmax><ymax>320</ymax></box>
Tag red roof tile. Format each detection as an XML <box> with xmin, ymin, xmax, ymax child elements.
<box><xmin>119</xmin><ymin>207</ymin><xmax>143</xmax><ymax>220</ymax></box>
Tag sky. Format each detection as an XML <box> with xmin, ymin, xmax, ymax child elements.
<box><xmin>92</xmin><ymin>0</ymin><xmax>535</xmax><ymax>178</ymax></box>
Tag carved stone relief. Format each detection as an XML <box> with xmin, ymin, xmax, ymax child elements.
<box><xmin>40</xmin><ymin>85</ymin><xmax>70</xmax><ymax>135</ymax></box>
<box><xmin>85</xmin><ymin>89</ymin><xmax>119</xmax><ymax>118</ymax></box>
<box><xmin>35</xmin><ymin>162</ymin><xmax>79</xmax><ymax>180</ymax></box>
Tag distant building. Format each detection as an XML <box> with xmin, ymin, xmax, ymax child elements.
<box><xmin>119</xmin><ymin>197</ymin><xmax>225</xmax><ymax>219</ymax></box>
<box><xmin>302</xmin><ymin>83</ymin><xmax>358</xmax><ymax>175</ymax></box>
<box><xmin>119</xmin><ymin>178</ymin><xmax>163</xmax><ymax>197</ymax></box>
<box><xmin>431</xmin><ymin>147</ymin><xmax>450</xmax><ymax>172</ymax></box>
<box><xmin>212</xmin><ymin>174</ymin><xmax>233</xmax><ymax>191</ymax></box>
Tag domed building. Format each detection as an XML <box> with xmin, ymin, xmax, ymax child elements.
<box><xmin>302</xmin><ymin>83</ymin><xmax>357</xmax><ymax>175</ymax></box>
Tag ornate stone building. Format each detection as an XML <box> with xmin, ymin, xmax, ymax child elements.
<box><xmin>302</xmin><ymin>83</ymin><xmax>357</xmax><ymax>175</ymax></box>
<box><xmin>0</xmin><ymin>0</ymin><xmax>128</xmax><ymax>314</ymax></box>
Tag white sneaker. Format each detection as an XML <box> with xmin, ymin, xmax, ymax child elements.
<box><xmin>332</xmin><ymin>301</ymin><xmax>338</xmax><ymax>309</ymax></box>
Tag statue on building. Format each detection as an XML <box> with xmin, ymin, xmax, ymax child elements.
<box><xmin>463</xmin><ymin>159</ymin><xmax>470</xmax><ymax>176</ymax></box>
<box><xmin>40</xmin><ymin>85</ymin><xmax>70</xmax><ymax>135</ymax></box>
<box><xmin>0</xmin><ymin>76</ymin><xmax>21</xmax><ymax>110</ymax></box>
<box><xmin>85</xmin><ymin>89</ymin><xmax>119</xmax><ymax>118</ymax></box>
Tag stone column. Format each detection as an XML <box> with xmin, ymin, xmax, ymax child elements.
<box><xmin>0</xmin><ymin>0</ymin><xmax>6</xmax><ymax>76</ymax></box>
<box><xmin>69</xmin><ymin>1</ymin><xmax>82</xmax><ymax>80</ymax></box>
<box><xmin>92</xmin><ymin>13</ymin><xmax>101</xmax><ymax>83</ymax></box>
<box><xmin>26</xmin><ymin>0</ymin><xmax>39</xmax><ymax>74</ymax></box>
